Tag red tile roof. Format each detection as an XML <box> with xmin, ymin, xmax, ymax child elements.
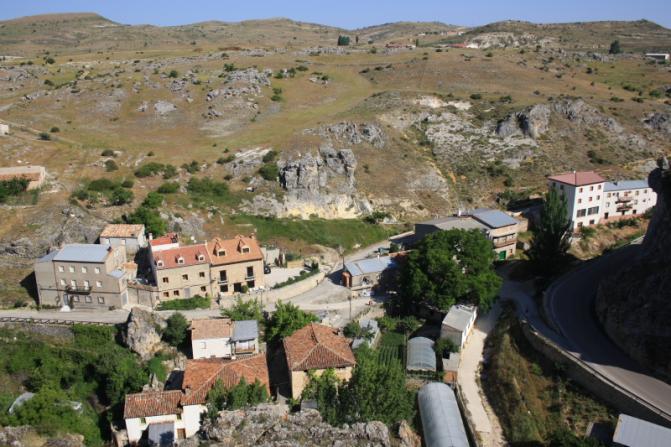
<box><xmin>283</xmin><ymin>323</ymin><xmax>356</xmax><ymax>372</ymax></box>
<box><xmin>123</xmin><ymin>390</ymin><xmax>183</xmax><ymax>419</ymax></box>
<box><xmin>150</xmin><ymin>232</ymin><xmax>179</xmax><ymax>247</ymax></box>
<box><xmin>548</xmin><ymin>171</ymin><xmax>605</xmax><ymax>186</ymax></box>
<box><xmin>191</xmin><ymin>318</ymin><xmax>232</xmax><ymax>340</ymax></box>
<box><xmin>207</xmin><ymin>235</ymin><xmax>263</xmax><ymax>266</ymax></box>
<box><xmin>180</xmin><ymin>354</ymin><xmax>270</xmax><ymax>406</ymax></box>
<box><xmin>153</xmin><ymin>243</ymin><xmax>210</xmax><ymax>270</ymax></box>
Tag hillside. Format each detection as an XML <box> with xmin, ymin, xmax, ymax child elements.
<box><xmin>0</xmin><ymin>12</ymin><xmax>669</xmax><ymax>306</ymax></box>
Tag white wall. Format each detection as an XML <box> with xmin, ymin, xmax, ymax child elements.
<box><xmin>603</xmin><ymin>187</ymin><xmax>657</xmax><ymax>219</ymax></box>
<box><xmin>191</xmin><ymin>337</ymin><xmax>232</xmax><ymax>359</ymax></box>
<box><xmin>125</xmin><ymin>405</ymin><xmax>206</xmax><ymax>443</ymax></box>
<box><xmin>549</xmin><ymin>180</ymin><xmax>605</xmax><ymax>230</ymax></box>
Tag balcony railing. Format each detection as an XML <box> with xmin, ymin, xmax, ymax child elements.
<box><xmin>234</xmin><ymin>345</ymin><xmax>257</xmax><ymax>354</ymax></box>
<box><xmin>492</xmin><ymin>238</ymin><xmax>517</xmax><ymax>248</ymax></box>
<box><xmin>218</xmin><ymin>278</ymin><xmax>228</xmax><ymax>285</ymax></box>
<box><xmin>245</xmin><ymin>275</ymin><xmax>255</xmax><ymax>281</ymax></box>
<box><xmin>65</xmin><ymin>285</ymin><xmax>92</xmax><ymax>295</ymax></box>
<box><xmin>616</xmin><ymin>196</ymin><xmax>633</xmax><ymax>203</ymax></box>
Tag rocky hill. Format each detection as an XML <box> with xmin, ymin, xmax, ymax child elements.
<box><xmin>596</xmin><ymin>158</ymin><xmax>671</xmax><ymax>379</ymax></box>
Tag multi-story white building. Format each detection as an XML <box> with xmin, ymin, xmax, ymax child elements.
<box><xmin>547</xmin><ymin>171</ymin><xmax>657</xmax><ymax>231</ymax></box>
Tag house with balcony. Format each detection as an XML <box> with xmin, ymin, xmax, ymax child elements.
<box><xmin>190</xmin><ymin>318</ymin><xmax>259</xmax><ymax>359</ymax></box>
<box><xmin>149</xmin><ymin>243</ymin><xmax>212</xmax><ymax>303</ymax></box>
<box><xmin>602</xmin><ymin>180</ymin><xmax>657</xmax><ymax>221</ymax></box>
<box><xmin>207</xmin><ymin>235</ymin><xmax>265</xmax><ymax>298</ymax></box>
<box><xmin>34</xmin><ymin>244</ymin><xmax>130</xmax><ymax>309</ymax></box>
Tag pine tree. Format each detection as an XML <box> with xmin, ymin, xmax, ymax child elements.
<box><xmin>609</xmin><ymin>40</ymin><xmax>621</xmax><ymax>54</ymax></box>
<box><xmin>529</xmin><ymin>188</ymin><xmax>572</xmax><ymax>272</ymax></box>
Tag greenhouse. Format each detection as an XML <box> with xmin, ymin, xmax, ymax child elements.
<box><xmin>406</xmin><ymin>336</ymin><xmax>437</xmax><ymax>371</ymax></box>
<box><xmin>418</xmin><ymin>382</ymin><xmax>469</xmax><ymax>447</ymax></box>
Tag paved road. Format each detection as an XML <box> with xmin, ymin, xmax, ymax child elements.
<box><xmin>546</xmin><ymin>245</ymin><xmax>671</xmax><ymax>420</ymax></box>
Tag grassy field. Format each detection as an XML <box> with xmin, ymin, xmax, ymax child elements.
<box><xmin>377</xmin><ymin>330</ymin><xmax>406</xmax><ymax>367</ymax></box>
<box><xmin>482</xmin><ymin>303</ymin><xmax>616</xmax><ymax>446</ymax></box>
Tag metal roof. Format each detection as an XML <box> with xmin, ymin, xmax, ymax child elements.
<box><xmin>418</xmin><ymin>382</ymin><xmax>469</xmax><ymax>447</ymax></box>
<box><xmin>232</xmin><ymin>320</ymin><xmax>259</xmax><ymax>341</ymax></box>
<box><xmin>52</xmin><ymin>244</ymin><xmax>111</xmax><ymax>263</ymax></box>
<box><xmin>442</xmin><ymin>305</ymin><xmax>477</xmax><ymax>332</ymax></box>
<box><xmin>471</xmin><ymin>209</ymin><xmax>518</xmax><ymax>229</ymax></box>
<box><xmin>418</xmin><ymin>216</ymin><xmax>488</xmax><ymax>231</ymax></box>
<box><xmin>344</xmin><ymin>256</ymin><xmax>395</xmax><ymax>277</ymax></box>
<box><xmin>36</xmin><ymin>250</ymin><xmax>58</xmax><ymax>263</ymax></box>
<box><xmin>407</xmin><ymin>337</ymin><xmax>437</xmax><ymax>371</ymax></box>
<box><xmin>612</xmin><ymin>414</ymin><xmax>671</xmax><ymax>447</ymax></box>
<box><xmin>604</xmin><ymin>180</ymin><xmax>649</xmax><ymax>192</ymax></box>
<box><xmin>108</xmin><ymin>269</ymin><xmax>126</xmax><ymax>279</ymax></box>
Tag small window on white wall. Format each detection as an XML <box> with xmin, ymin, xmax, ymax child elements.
<box><xmin>94</xmin><ymin>267</ymin><xmax>100</xmax><ymax>274</ymax></box>
<box><xmin>81</xmin><ymin>266</ymin><xmax>88</xmax><ymax>274</ymax></box>
<box><xmin>69</xmin><ymin>266</ymin><xmax>75</xmax><ymax>273</ymax></box>
<box><xmin>58</xmin><ymin>266</ymin><xmax>64</xmax><ymax>273</ymax></box>
<box><xmin>60</xmin><ymin>279</ymin><xmax>66</xmax><ymax>286</ymax></box>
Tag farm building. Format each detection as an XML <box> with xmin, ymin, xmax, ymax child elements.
<box><xmin>342</xmin><ymin>255</ymin><xmax>396</xmax><ymax>290</ymax></box>
<box><xmin>612</xmin><ymin>414</ymin><xmax>671</xmax><ymax>447</ymax></box>
<box><xmin>441</xmin><ymin>305</ymin><xmax>477</xmax><ymax>350</ymax></box>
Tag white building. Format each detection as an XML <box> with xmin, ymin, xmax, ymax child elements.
<box><xmin>602</xmin><ymin>180</ymin><xmax>657</xmax><ymax>221</ymax></box>
<box><xmin>190</xmin><ymin>318</ymin><xmax>259</xmax><ymax>360</ymax></box>
<box><xmin>645</xmin><ymin>53</ymin><xmax>670</xmax><ymax>62</ymax></box>
<box><xmin>0</xmin><ymin>123</ymin><xmax>9</xmax><ymax>135</ymax></box>
<box><xmin>440</xmin><ymin>305</ymin><xmax>477</xmax><ymax>350</ymax></box>
<box><xmin>547</xmin><ymin>171</ymin><xmax>657</xmax><ymax>231</ymax></box>
<box><xmin>99</xmin><ymin>224</ymin><xmax>147</xmax><ymax>256</ymax></box>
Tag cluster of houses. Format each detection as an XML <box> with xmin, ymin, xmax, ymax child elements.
<box><xmin>34</xmin><ymin>225</ymin><xmax>266</xmax><ymax>310</ymax></box>
<box><xmin>122</xmin><ymin>320</ymin><xmax>356</xmax><ymax>444</ymax></box>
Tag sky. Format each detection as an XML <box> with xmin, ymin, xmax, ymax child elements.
<box><xmin>1</xmin><ymin>0</ymin><xmax>670</xmax><ymax>29</ymax></box>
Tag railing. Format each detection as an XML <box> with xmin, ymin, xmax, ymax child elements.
<box><xmin>493</xmin><ymin>238</ymin><xmax>517</xmax><ymax>248</ymax></box>
<box><xmin>245</xmin><ymin>275</ymin><xmax>255</xmax><ymax>281</ymax></box>
<box><xmin>65</xmin><ymin>285</ymin><xmax>91</xmax><ymax>295</ymax></box>
<box><xmin>218</xmin><ymin>279</ymin><xmax>228</xmax><ymax>285</ymax></box>
<box><xmin>616</xmin><ymin>196</ymin><xmax>633</xmax><ymax>202</ymax></box>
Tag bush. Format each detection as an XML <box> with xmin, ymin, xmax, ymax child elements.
<box><xmin>38</xmin><ymin>132</ymin><xmax>51</xmax><ymax>141</ymax></box>
<box><xmin>182</xmin><ymin>160</ymin><xmax>200</xmax><ymax>173</ymax></box>
<box><xmin>157</xmin><ymin>182</ymin><xmax>180</xmax><ymax>194</ymax></box>
<box><xmin>109</xmin><ymin>187</ymin><xmax>134</xmax><ymax>206</ymax></box>
<box><xmin>163</xmin><ymin>164</ymin><xmax>177</xmax><ymax>179</ymax></box>
<box><xmin>470</xmin><ymin>93</ymin><xmax>482</xmax><ymax>100</ymax></box>
<box><xmin>105</xmin><ymin>159</ymin><xmax>119</xmax><ymax>172</ymax></box>
<box><xmin>168</xmin><ymin>69</ymin><xmax>179</xmax><ymax>78</ymax></box>
<box><xmin>0</xmin><ymin>178</ymin><xmax>30</xmax><ymax>203</ymax></box>
<box><xmin>134</xmin><ymin>162</ymin><xmax>166</xmax><ymax>178</ymax></box>
<box><xmin>141</xmin><ymin>191</ymin><xmax>163</xmax><ymax>208</ymax></box>
<box><xmin>337</xmin><ymin>35</ymin><xmax>350</xmax><ymax>46</ymax></box>
<box><xmin>272</xmin><ymin>267</ymin><xmax>320</xmax><ymax>289</ymax></box>
<box><xmin>49</xmin><ymin>126</ymin><xmax>60</xmax><ymax>133</ymax></box>
<box><xmin>163</xmin><ymin>313</ymin><xmax>189</xmax><ymax>347</ymax></box>
<box><xmin>265</xmin><ymin>301</ymin><xmax>318</xmax><ymax>343</ymax></box>
<box><xmin>435</xmin><ymin>337</ymin><xmax>459</xmax><ymax>357</ymax></box>
<box><xmin>221</xmin><ymin>297</ymin><xmax>263</xmax><ymax>321</ymax></box>
<box><xmin>121</xmin><ymin>179</ymin><xmax>134</xmax><ymax>188</ymax></box>
<box><xmin>101</xmin><ymin>149</ymin><xmax>115</xmax><ymax>157</ymax></box>
<box><xmin>262</xmin><ymin>150</ymin><xmax>278</xmax><ymax>163</ymax></box>
<box><xmin>157</xmin><ymin>295</ymin><xmax>210</xmax><ymax>311</ymax></box>
<box><xmin>126</xmin><ymin>206</ymin><xmax>167</xmax><ymax>236</ymax></box>
<box><xmin>259</xmin><ymin>163</ymin><xmax>279</xmax><ymax>181</ymax></box>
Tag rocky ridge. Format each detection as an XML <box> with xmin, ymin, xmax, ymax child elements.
<box><xmin>122</xmin><ymin>307</ymin><xmax>166</xmax><ymax>361</ymax></box>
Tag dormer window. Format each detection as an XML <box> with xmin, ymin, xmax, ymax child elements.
<box><xmin>177</xmin><ymin>256</ymin><xmax>184</xmax><ymax>265</ymax></box>
<box><xmin>242</xmin><ymin>247</ymin><xmax>250</xmax><ymax>254</ymax></box>
<box><xmin>217</xmin><ymin>250</ymin><xmax>226</xmax><ymax>257</ymax></box>
<box><xmin>156</xmin><ymin>260</ymin><xmax>164</xmax><ymax>268</ymax></box>
<box><xmin>197</xmin><ymin>254</ymin><xmax>205</xmax><ymax>262</ymax></box>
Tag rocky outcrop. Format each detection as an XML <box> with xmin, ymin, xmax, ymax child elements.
<box><xmin>306</xmin><ymin>122</ymin><xmax>386</xmax><ymax>149</ymax></box>
<box><xmin>0</xmin><ymin>426</ymin><xmax>85</xmax><ymax>447</ymax></box>
<box><xmin>154</xmin><ymin>100</ymin><xmax>177</xmax><ymax>115</ymax></box>
<box><xmin>466</xmin><ymin>32</ymin><xmax>556</xmax><ymax>49</ymax></box>
<box><xmin>202</xmin><ymin>404</ymin><xmax>391</xmax><ymax>446</ymax></box>
<box><xmin>496</xmin><ymin>103</ymin><xmax>550</xmax><ymax>139</ymax></box>
<box><xmin>122</xmin><ymin>308</ymin><xmax>165</xmax><ymax>361</ymax></box>
<box><xmin>643</xmin><ymin>112</ymin><xmax>671</xmax><ymax>136</ymax></box>
<box><xmin>596</xmin><ymin>158</ymin><xmax>671</xmax><ymax>378</ymax></box>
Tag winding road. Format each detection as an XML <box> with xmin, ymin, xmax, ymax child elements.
<box><xmin>545</xmin><ymin>245</ymin><xmax>671</xmax><ymax>422</ymax></box>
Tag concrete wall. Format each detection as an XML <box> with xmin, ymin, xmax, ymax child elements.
<box><xmin>100</xmin><ymin>235</ymin><xmax>147</xmax><ymax>255</ymax></box>
<box><xmin>520</xmin><ymin>322</ymin><xmax>671</xmax><ymax>427</ymax></box>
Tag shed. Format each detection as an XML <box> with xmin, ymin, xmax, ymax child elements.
<box><xmin>342</xmin><ymin>256</ymin><xmax>396</xmax><ymax>290</ymax></box>
<box><xmin>612</xmin><ymin>414</ymin><xmax>671</xmax><ymax>447</ymax></box>
<box><xmin>407</xmin><ymin>337</ymin><xmax>436</xmax><ymax>372</ymax></box>
<box><xmin>441</xmin><ymin>305</ymin><xmax>477</xmax><ymax>350</ymax></box>
<box><xmin>418</xmin><ymin>382</ymin><xmax>469</xmax><ymax>447</ymax></box>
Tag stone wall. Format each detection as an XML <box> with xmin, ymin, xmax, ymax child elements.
<box><xmin>520</xmin><ymin>322</ymin><xmax>671</xmax><ymax>427</ymax></box>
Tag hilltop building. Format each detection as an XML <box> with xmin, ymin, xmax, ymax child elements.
<box><xmin>342</xmin><ymin>255</ymin><xmax>396</xmax><ymax>290</ymax></box>
<box><xmin>0</xmin><ymin>165</ymin><xmax>46</xmax><ymax>190</ymax></box>
<box><xmin>150</xmin><ymin>243</ymin><xmax>211</xmax><ymax>302</ymax></box>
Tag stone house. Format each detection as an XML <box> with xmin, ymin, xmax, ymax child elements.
<box><xmin>0</xmin><ymin>165</ymin><xmax>46</xmax><ymax>190</ymax></box>
<box><xmin>99</xmin><ymin>224</ymin><xmax>147</xmax><ymax>256</ymax></box>
<box><xmin>34</xmin><ymin>244</ymin><xmax>130</xmax><ymax>309</ymax></box>
<box><xmin>190</xmin><ymin>318</ymin><xmax>259</xmax><ymax>360</ymax></box>
<box><xmin>283</xmin><ymin>323</ymin><xmax>356</xmax><ymax>399</ymax></box>
<box><xmin>207</xmin><ymin>235</ymin><xmax>265</xmax><ymax>297</ymax></box>
<box><xmin>150</xmin><ymin>243</ymin><xmax>212</xmax><ymax>303</ymax></box>
<box><xmin>342</xmin><ymin>255</ymin><xmax>396</xmax><ymax>290</ymax></box>
<box><xmin>124</xmin><ymin>354</ymin><xmax>269</xmax><ymax>444</ymax></box>
<box><xmin>440</xmin><ymin>305</ymin><xmax>477</xmax><ymax>350</ymax></box>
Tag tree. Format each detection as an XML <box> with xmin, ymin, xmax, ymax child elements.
<box><xmin>163</xmin><ymin>312</ymin><xmax>189</xmax><ymax>347</ymax></box>
<box><xmin>608</xmin><ymin>40</ymin><xmax>621</xmax><ymax>54</ymax></box>
<box><xmin>398</xmin><ymin>229</ymin><xmax>502</xmax><ymax>314</ymax></box>
<box><xmin>528</xmin><ymin>188</ymin><xmax>571</xmax><ymax>273</ymax></box>
<box><xmin>221</xmin><ymin>297</ymin><xmax>263</xmax><ymax>321</ymax></box>
<box><xmin>339</xmin><ymin>346</ymin><xmax>415</xmax><ymax>425</ymax></box>
<box><xmin>258</xmin><ymin>163</ymin><xmax>279</xmax><ymax>181</ymax></box>
<box><xmin>337</xmin><ymin>35</ymin><xmax>350</xmax><ymax>46</ymax></box>
<box><xmin>126</xmin><ymin>205</ymin><xmax>167</xmax><ymax>236</ymax></box>
<box><xmin>141</xmin><ymin>191</ymin><xmax>164</xmax><ymax>209</ymax></box>
<box><xmin>265</xmin><ymin>301</ymin><xmax>318</xmax><ymax>344</ymax></box>
<box><xmin>109</xmin><ymin>187</ymin><xmax>133</xmax><ymax>206</ymax></box>
<box><xmin>301</xmin><ymin>369</ymin><xmax>342</xmax><ymax>425</ymax></box>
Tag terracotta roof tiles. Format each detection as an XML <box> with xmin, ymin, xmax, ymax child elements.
<box><xmin>123</xmin><ymin>390</ymin><xmax>183</xmax><ymax>419</ymax></box>
<box><xmin>283</xmin><ymin>323</ymin><xmax>356</xmax><ymax>371</ymax></box>
<box><xmin>207</xmin><ymin>235</ymin><xmax>263</xmax><ymax>266</ymax></box>
<box><xmin>191</xmin><ymin>318</ymin><xmax>232</xmax><ymax>340</ymax></box>
<box><xmin>153</xmin><ymin>243</ymin><xmax>210</xmax><ymax>270</ymax></box>
<box><xmin>548</xmin><ymin>171</ymin><xmax>605</xmax><ymax>187</ymax></box>
<box><xmin>100</xmin><ymin>224</ymin><xmax>145</xmax><ymax>238</ymax></box>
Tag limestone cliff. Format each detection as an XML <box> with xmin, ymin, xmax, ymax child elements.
<box><xmin>596</xmin><ymin>158</ymin><xmax>671</xmax><ymax>378</ymax></box>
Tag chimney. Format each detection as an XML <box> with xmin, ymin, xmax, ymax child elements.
<box><xmin>148</xmin><ymin>233</ymin><xmax>154</xmax><ymax>241</ymax></box>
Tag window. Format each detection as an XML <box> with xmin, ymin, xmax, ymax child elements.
<box><xmin>70</xmin><ymin>279</ymin><xmax>77</xmax><ymax>287</ymax></box>
<box><xmin>58</xmin><ymin>266</ymin><xmax>64</xmax><ymax>273</ymax></box>
<box><xmin>200</xmin><ymin>286</ymin><xmax>207</xmax><ymax>292</ymax></box>
<box><xmin>636</xmin><ymin>190</ymin><xmax>640</xmax><ymax>196</ymax></box>
<box><xmin>84</xmin><ymin>280</ymin><xmax>90</xmax><ymax>288</ymax></box>
<box><xmin>597</xmin><ymin>195</ymin><xmax>600</xmax><ymax>200</ymax></box>
<box><xmin>199</xmin><ymin>271</ymin><xmax>206</xmax><ymax>278</ymax></box>
<box><xmin>85</xmin><ymin>296</ymin><xmax>92</xmax><ymax>303</ymax></box>
<box><xmin>140</xmin><ymin>418</ymin><xmax>146</xmax><ymax>425</ymax></box>
<box><xmin>246</xmin><ymin>266</ymin><xmax>254</xmax><ymax>278</ymax></box>
<box><xmin>69</xmin><ymin>266</ymin><xmax>75</xmax><ymax>273</ymax></box>
<box><xmin>156</xmin><ymin>260</ymin><xmax>164</xmax><ymax>268</ymax></box>
<box><xmin>197</xmin><ymin>254</ymin><xmax>205</xmax><ymax>261</ymax></box>
<box><xmin>96</xmin><ymin>280</ymin><xmax>102</xmax><ymax>288</ymax></box>
<box><xmin>220</xmin><ymin>285</ymin><xmax>228</xmax><ymax>293</ymax></box>
<box><xmin>173</xmin><ymin>290</ymin><xmax>180</xmax><ymax>296</ymax></box>
<box><xmin>577</xmin><ymin>222</ymin><xmax>584</xmax><ymax>228</ymax></box>
<box><xmin>162</xmin><ymin>277</ymin><xmax>169</xmax><ymax>284</ymax></box>
<box><xmin>589</xmin><ymin>219</ymin><xmax>595</xmax><ymax>225</ymax></box>
<box><xmin>217</xmin><ymin>250</ymin><xmax>226</xmax><ymax>256</ymax></box>
<box><xmin>73</xmin><ymin>296</ymin><xmax>80</xmax><ymax>302</ymax></box>
<box><xmin>177</xmin><ymin>257</ymin><xmax>184</xmax><ymax>265</ymax></box>
<box><xmin>94</xmin><ymin>267</ymin><xmax>100</xmax><ymax>274</ymax></box>
<box><xmin>590</xmin><ymin>186</ymin><xmax>594</xmax><ymax>191</ymax></box>
<box><xmin>588</xmin><ymin>196</ymin><xmax>593</xmax><ymax>202</ymax></box>
<box><xmin>559</xmin><ymin>184</ymin><xmax>564</xmax><ymax>190</ymax></box>
<box><xmin>242</xmin><ymin>247</ymin><xmax>250</xmax><ymax>254</ymax></box>
<box><xmin>607</xmin><ymin>193</ymin><xmax>611</xmax><ymax>198</ymax></box>
<box><xmin>578</xmin><ymin>198</ymin><xmax>582</xmax><ymax>204</ymax></box>
<box><xmin>579</xmin><ymin>187</ymin><xmax>583</xmax><ymax>193</ymax></box>
<box><xmin>182</xmin><ymin>274</ymin><xmax>189</xmax><ymax>281</ymax></box>
<box><xmin>588</xmin><ymin>206</ymin><xmax>600</xmax><ymax>215</ymax></box>
<box><xmin>163</xmin><ymin>292</ymin><xmax>169</xmax><ymax>298</ymax></box>
<box><xmin>98</xmin><ymin>296</ymin><xmax>105</xmax><ymax>304</ymax></box>
<box><xmin>81</xmin><ymin>266</ymin><xmax>88</xmax><ymax>274</ymax></box>
<box><xmin>576</xmin><ymin>209</ymin><xmax>587</xmax><ymax>217</ymax></box>
<box><xmin>199</xmin><ymin>341</ymin><xmax>206</xmax><ymax>349</ymax></box>
<box><xmin>219</xmin><ymin>271</ymin><xmax>227</xmax><ymax>282</ymax></box>
<box><xmin>60</xmin><ymin>279</ymin><xmax>66</xmax><ymax>286</ymax></box>
<box><xmin>247</xmin><ymin>280</ymin><xmax>255</xmax><ymax>289</ymax></box>
<box><xmin>598</xmin><ymin>184</ymin><xmax>602</xmax><ymax>190</ymax></box>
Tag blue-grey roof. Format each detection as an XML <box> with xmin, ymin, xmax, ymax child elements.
<box><xmin>36</xmin><ymin>250</ymin><xmax>58</xmax><ymax>263</ymax></box>
<box><xmin>52</xmin><ymin>244</ymin><xmax>110</xmax><ymax>263</ymax></box>
<box><xmin>604</xmin><ymin>180</ymin><xmax>649</xmax><ymax>192</ymax></box>
<box><xmin>418</xmin><ymin>216</ymin><xmax>487</xmax><ymax>231</ymax></box>
<box><xmin>613</xmin><ymin>414</ymin><xmax>671</xmax><ymax>447</ymax></box>
<box><xmin>344</xmin><ymin>256</ymin><xmax>395</xmax><ymax>277</ymax></box>
<box><xmin>232</xmin><ymin>320</ymin><xmax>259</xmax><ymax>341</ymax></box>
<box><xmin>407</xmin><ymin>337</ymin><xmax>436</xmax><ymax>371</ymax></box>
<box><xmin>442</xmin><ymin>305</ymin><xmax>477</xmax><ymax>332</ymax></box>
<box><xmin>108</xmin><ymin>269</ymin><xmax>125</xmax><ymax>279</ymax></box>
<box><xmin>147</xmin><ymin>421</ymin><xmax>175</xmax><ymax>446</ymax></box>
<box><xmin>471</xmin><ymin>209</ymin><xmax>518</xmax><ymax>229</ymax></box>
<box><xmin>418</xmin><ymin>382</ymin><xmax>469</xmax><ymax>447</ymax></box>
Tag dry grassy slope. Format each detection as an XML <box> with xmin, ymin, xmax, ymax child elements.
<box><xmin>450</xmin><ymin>19</ymin><xmax>671</xmax><ymax>52</ymax></box>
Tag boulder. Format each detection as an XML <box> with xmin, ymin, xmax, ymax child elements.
<box><xmin>496</xmin><ymin>104</ymin><xmax>550</xmax><ymax>139</ymax></box>
<box><xmin>154</xmin><ymin>100</ymin><xmax>177</xmax><ymax>116</ymax></box>
<box><xmin>122</xmin><ymin>308</ymin><xmax>165</xmax><ymax>361</ymax></box>
<box><xmin>643</xmin><ymin>112</ymin><xmax>671</xmax><ymax>136</ymax></box>
<box><xmin>307</xmin><ymin>122</ymin><xmax>386</xmax><ymax>148</ymax></box>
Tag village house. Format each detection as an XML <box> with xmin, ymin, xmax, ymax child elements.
<box><xmin>34</xmin><ymin>244</ymin><xmax>130</xmax><ymax>309</ymax></box>
<box><xmin>149</xmin><ymin>243</ymin><xmax>212</xmax><ymax>302</ymax></box>
<box><xmin>283</xmin><ymin>323</ymin><xmax>356</xmax><ymax>399</ymax></box>
<box><xmin>99</xmin><ymin>224</ymin><xmax>147</xmax><ymax>256</ymax></box>
<box><xmin>206</xmin><ymin>235</ymin><xmax>265</xmax><ymax>297</ymax></box>
<box><xmin>547</xmin><ymin>171</ymin><xmax>657</xmax><ymax>231</ymax></box>
<box><xmin>0</xmin><ymin>165</ymin><xmax>46</xmax><ymax>190</ymax></box>
<box><xmin>124</xmin><ymin>354</ymin><xmax>269</xmax><ymax>445</ymax></box>
<box><xmin>341</xmin><ymin>255</ymin><xmax>396</xmax><ymax>290</ymax></box>
<box><xmin>190</xmin><ymin>318</ymin><xmax>259</xmax><ymax>359</ymax></box>
<box><xmin>149</xmin><ymin>232</ymin><xmax>180</xmax><ymax>252</ymax></box>
<box><xmin>441</xmin><ymin>305</ymin><xmax>477</xmax><ymax>350</ymax></box>
<box><xmin>0</xmin><ymin>123</ymin><xmax>9</xmax><ymax>136</ymax></box>
<box><xmin>415</xmin><ymin>208</ymin><xmax>520</xmax><ymax>260</ymax></box>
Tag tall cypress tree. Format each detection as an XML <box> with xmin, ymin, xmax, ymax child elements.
<box><xmin>529</xmin><ymin>188</ymin><xmax>572</xmax><ymax>272</ymax></box>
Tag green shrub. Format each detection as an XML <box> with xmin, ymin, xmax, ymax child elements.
<box><xmin>182</xmin><ymin>160</ymin><xmax>200</xmax><ymax>173</ymax></box>
<box><xmin>470</xmin><ymin>93</ymin><xmax>482</xmax><ymax>100</ymax></box>
<box><xmin>141</xmin><ymin>191</ymin><xmax>163</xmax><ymax>208</ymax></box>
<box><xmin>157</xmin><ymin>295</ymin><xmax>210</xmax><ymax>311</ymax></box>
<box><xmin>163</xmin><ymin>164</ymin><xmax>177</xmax><ymax>179</ymax></box>
<box><xmin>221</xmin><ymin>297</ymin><xmax>263</xmax><ymax>321</ymax></box>
<box><xmin>134</xmin><ymin>162</ymin><xmax>165</xmax><ymax>178</ymax></box>
<box><xmin>337</xmin><ymin>35</ymin><xmax>350</xmax><ymax>46</ymax></box>
<box><xmin>49</xmin><ymin>126</ymin><xmax>60</xmax><ymax>133</ymax></box>
<box><xmin>163</xmin><ymin>313</ymin><xmax>189</xmax><ymax>346</ymax></box>
<box><xmin>262</xmin><ymin>150</ymin><xmax>278</xmax><ymax>163</ymax></box>
<box><xmin>101</xmin><ymin>149</ymin><xmax>115</xmax><ymax>156</ymax></box>
<box><xmin>272</xmin><ymin>267</ymin><xmax>320</xmax><ymax>289</ymax></box>
<box><xmin>0</xmin><ymin>178</ymin><xmax>30</xmax><ymax>203</ymax></box>
<box><xmin>105</xmin><ymin>160</ymin><xmax>119</xmax><ymax>172</ymax></box>
<box><xmin>258</xmin><ymin>163</ymin><xmax>279</xmax><ymax>181</ymax></box>
<box><xmin>126</xmin><ymin>206</ymin><xmax>167</xmax><ymax>236</ymax></box>
<box><xmin>109</xmin><ymin>187</ymin><xmax>134</xmax><ymax>205</ymax></box>
<box><xmin>157</xmin><ymin>182</ymin><xmax>180</xmax><ymax>194</ymax></box>
<box><xmin>121</xmin><ymin>179</ymin><xmax>134</xmax><ymax>188</ymax></box>
<box><xmin>38</xmin><ymin>132</ymin><xmax>51</xmax><ymax>141</ymax></box>
<box><xmin>168</xmin><ymin>69</ymin><xmax>179</xmax><ymax>78</ymax></box>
